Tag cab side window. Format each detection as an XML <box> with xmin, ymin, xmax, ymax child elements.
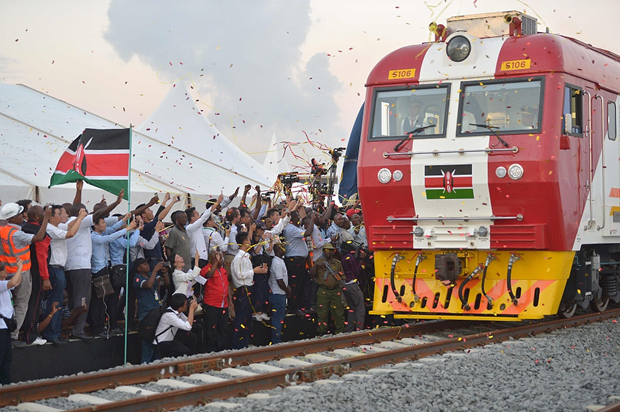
<box><xmin>608</xmin><ymin>101</ymin><xmax>617</xmax><ymax>141</ymax></box>
<box><xmin>563</xmin><ymin>86</ymin><xmax>583</xmax><ymax>136</ymax></box>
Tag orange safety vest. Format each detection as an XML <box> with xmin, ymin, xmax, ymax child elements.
<box><xmin>0</xmin><ymin>225</ymin><xmax>31</xmax><ymax>273</ymax></box>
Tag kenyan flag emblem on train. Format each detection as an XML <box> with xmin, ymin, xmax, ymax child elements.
<box><xmin>424</xmin><ymin>164</ymin><xmax>474</xmax><ymax>200</ymax></box>
<box><xmin>49</xmin><ymin>128</ymin><xmax>130</xmax><ymax>199</ymax></box>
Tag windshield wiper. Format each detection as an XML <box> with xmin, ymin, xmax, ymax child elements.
<box><xmin>393</xmin><ymin>124</ymin><xmax>436</xmax><ymax>152</ymax></box>
<box><xmin>470</xmin><ymin>124</ymin><xmax>509</xmax><ymax>148</ymax></box>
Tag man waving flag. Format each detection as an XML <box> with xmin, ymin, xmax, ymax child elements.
<box><xmin>49</xmin><ymin>128</ymin><xmax>130</xmax><ymax>199</ymax></box>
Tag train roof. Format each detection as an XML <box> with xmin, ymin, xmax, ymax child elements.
<box><xmin>367</xmin><ymin>33</ymin><xmax>620</xmax><ymax>93</ymax></box>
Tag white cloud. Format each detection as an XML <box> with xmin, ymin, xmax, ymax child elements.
<box><xmin>104</xmin><ymin>0</ymin><xmax>344</xmax><ymax>168</ymax></box>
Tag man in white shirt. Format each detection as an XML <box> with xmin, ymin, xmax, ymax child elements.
<box><xmin>230</xmin><ymin>227</ymin><xmax>267</xmax><ymax>349</ymax></box>
<box><xmin>153</xmin><ymin>293</ymin><xmax>198</xmax><ymax>358</ymax></box>
<box><xmin>43</xmin><ymin>205</ymin><xmax>87</xmax><ymax>345</ymax></box>
<box><xmin>202</xmin><ymin>215</ymin><xmax>230</xmax><ymax>255</ymax></box>
<box><xmin>268</xmin><ymin>244</ymin><xmax>290</xmax><ymax>344</ymax></box>
<box><xmin>63</xmin><ymin>183</ymin><xmax>124</xmax><ymax>340</ymax></box>
<box><xmin>185</xmin><ymin>194</ymin><xmax>223</xmax><ymax>267</ymax></box>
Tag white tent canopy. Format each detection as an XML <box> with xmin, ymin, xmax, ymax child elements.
<box><xmin>136</xmin><ymin>82</ymin><xmax>277</xmax><ymax>201</ymax></box>
<box><xmin>0</xmin><ymin>83</ymin><xmax>277</xmax><ymax>211</ymax></box>
<box><xmin>263</xmin><ymin>131</ymin><xmax>291</xmax><ymax>175</ymax></box>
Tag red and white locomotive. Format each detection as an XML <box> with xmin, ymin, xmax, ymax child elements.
<box><xmin>358</xmin><ymin>11</ymin><xmax>620</xmax><ymax>320</ymax></box>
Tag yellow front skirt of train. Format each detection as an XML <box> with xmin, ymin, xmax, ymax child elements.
<box><xmin>370</xmin><ymin>250</ymin><xmax>574</xmax><ymax>321</ymax></box>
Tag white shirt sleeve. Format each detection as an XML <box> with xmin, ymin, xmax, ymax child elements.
<box><xmin>270</xmin><ymin>215</ymin><xmax>290</xmax><ymax>236</ymax></box>
<box><xmin>186</xmin><ymin>207</ymin><xmax>213</xmax><ymax>233</ymax></box>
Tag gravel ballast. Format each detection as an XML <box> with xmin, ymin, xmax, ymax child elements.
<box><xmin>186</xmin><ymin>318</ymin><xmax>620</xmax><ymax>412</ymax></box>
<box><xmin>1</xmin><ymin>317</ymin><xmax>619</xmax><ymax>411</ymax></box>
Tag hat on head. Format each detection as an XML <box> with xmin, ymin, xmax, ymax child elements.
<box><xmin>408</xmin><ymin>96</ymin><xmax>423</xmax><ymax>107</ymax></box>
<box><xmin>323</xmin><ymin>243</ymin><xmax>336</xmax><ymax>250</ymax></box>
<box><xmin>1</xmin><ymin>203</ymin><xmax>23</xmax><ymax>220</ymax></box>
<box><xmin>521</xmin><ymin>105</ymin><xmax>537</xmax><ymax>115</ymax></box>
<box><xmin>346</xmin><ymin>208</ymin><xmax>361</xmax><ymax>218</ymax></box>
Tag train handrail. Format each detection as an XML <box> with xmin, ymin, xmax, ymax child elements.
<box><xmin>382</xmin><ymin>146</ymin><xmax>519</xmax><ymax>158</ymax></box>
<box><xmin>387</xmin><ymin>214</ymin><xmax>523</xmax><ymax>222</ymax></box>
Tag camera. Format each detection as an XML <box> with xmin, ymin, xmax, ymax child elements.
<box><xmin>329</xmin><ymin>147</ymin><xmax>345</xmax><ymax>161</ymax></box>
<box><xmin>279</xmin><ymin>172</ymin><xmax>300</xmax><ymax>185</ymax></box>
<box><xmin>342</xmin><ymin>240</ymin><xmax>369</xmax><ymax>260</ymax></box>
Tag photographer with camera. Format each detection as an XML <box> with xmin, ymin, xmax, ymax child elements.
<box><xmin>133</xmin><ymin>258</ymin><xmax>169</xmax><ymax>363</ymax></box>
<box><xmin>153</xmin><ymin>293</ymin><xmax>198</xmax><ymax>358</ymax></box>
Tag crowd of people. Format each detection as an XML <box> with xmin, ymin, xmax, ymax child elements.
<box><xmin>0</xmin><ymin>181</ymin><xmax>370</xmax><ymax>384</ymax></box>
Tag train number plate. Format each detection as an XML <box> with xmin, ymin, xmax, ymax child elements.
<box><xmin>501</xmin><ymin>59</ymin><xmax>531</xmax><ymax>71</ymax></box>
<box><xmin>388</xmin><ymin>68</ymin><xmax>416</xmax><ymax>79</ymax></box>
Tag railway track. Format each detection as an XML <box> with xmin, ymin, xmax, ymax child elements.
<box><xmin>3</xmin><ymin>309</ymin><xmax>619</xmax><ymax>411</ymax></box>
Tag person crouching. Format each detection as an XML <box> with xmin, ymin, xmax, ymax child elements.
<box><xmin>153</xmin><ymin>293</ymin><xmax>198</xmax><ymax>358</ymax></box>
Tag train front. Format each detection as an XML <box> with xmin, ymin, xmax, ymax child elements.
<box><xmin>359</xmin><ymin>12</ymin><xmax>576</xmax><ymax>321</ymax></box>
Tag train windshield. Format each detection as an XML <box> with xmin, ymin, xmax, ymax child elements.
<box><xmin>457</xmin><ymin>78</ymin><xmax>543</xmax><ymax>135</ymax></box>
<box><xmin>370</xmin><ymin>85</ymin><xmax>449</xmax><ymax>139</ymax></box>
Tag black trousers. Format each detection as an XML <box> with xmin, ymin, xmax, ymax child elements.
<box><xmin>0</xmin><ymin>329</ymin><xmax>11</xmax><ymax>384</ymax></box>
<box><xmin>157</xmin><ymin>329</ymin><xmax>198</xmax><ymax>358</ymax></box>
<box><xmin>116</xmin><ymin>281</ymin><xmax>137</xmax><ymax>329</ymax></box>
<box><xmin>88</xmin><ymin>269</ymin><xmax>120</xmax><ymax>335</ymax></box>
<box><xmin>203</xmin><ymin>304</ymin><xmax>229</xmax><ymax>352</ymax></box>
<box><xmin>285</xmin><ymin>256</ymin><xmax>311</xmax><ymax>313</ymax></box>
<box><xmin>22</xmin><ymin>269</ymin><xmax>43</xmax><ymax>344</ymax></box>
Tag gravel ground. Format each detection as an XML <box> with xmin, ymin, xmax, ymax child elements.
<box><xmin>1</xmin><ymin>318</ymin><xmax>618</xmax><ymax>411</ymax></box>
<box><xmin>179</xmin><ymin>317</ymin><xmax>620</xmax><ymax>412</ymax></box>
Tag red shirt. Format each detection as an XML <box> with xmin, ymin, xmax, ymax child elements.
<box><xmin>200</xmin><ymin>264</ymin><xmax>229</xmax><ymax>308</ymax></box>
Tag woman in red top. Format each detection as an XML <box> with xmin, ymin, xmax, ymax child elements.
<box><xmin>200</xmin><ymin>249</ymin><xmax>231</xmax><ymax>352</ymax></box>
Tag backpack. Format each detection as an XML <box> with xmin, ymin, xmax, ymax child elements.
<box><xmin>137</xmin><ymin>307</ymin><xmax>173</xmax><ymax>342</ymax></box>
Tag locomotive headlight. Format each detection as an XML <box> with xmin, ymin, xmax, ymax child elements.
<box><xmin>508</xmin><ymin>164</ymin><xmax>524</xmax><ymax>180</ymax></box>
<box><xmin>495</xmin><ymin>166</ymin><xmax>507</xmax><ymax>178</ymax></box>
<box><xmin>393</xmin><ymin>170</ymin><xmax>404</xmax><ymax>181</ymax></box>
<box><xmin>446</xmin><ymin>36</ymin><xmax>471</xmax><ymax>62</ymax></box>
<box><xmin>378</xmin><ymin>168</ymin><xmax>392</xmax><ymax>184</ymax></box>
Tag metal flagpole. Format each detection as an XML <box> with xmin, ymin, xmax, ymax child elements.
<box><xmin>124</xmin><ymin>125</ymin><xmax>133</xmax><ymax>365</ymax></box>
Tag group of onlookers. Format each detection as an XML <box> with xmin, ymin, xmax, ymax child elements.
<box><xmin>0</xmin><ymin>182</ymin><xmax>370</xmax><ymax>384</ymax></box>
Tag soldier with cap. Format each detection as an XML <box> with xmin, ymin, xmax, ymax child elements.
<box><xmin>309</xmin><ymin>242</ymin><xmax>345</xmax><ymax>335</ymax></box>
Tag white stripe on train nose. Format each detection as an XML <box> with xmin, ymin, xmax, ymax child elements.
<box><xmin>408</xmin><ymin>37</ymin><xmax>505</xmax><ymax>249</ymax></box>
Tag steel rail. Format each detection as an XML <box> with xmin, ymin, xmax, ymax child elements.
<box><xmin>596</xmin><ymin>400</ymin><xmax>620</xmax><ymax>412</ymax></box>
<box><xmin>68</xmin><ymin>309</ymin><xmax>620</xmax><ymax>412</ymax></box>
<box><xmin>0</xmin><ymin>319</ymin><xmax>469</xmax><ymax>407</ymax></box>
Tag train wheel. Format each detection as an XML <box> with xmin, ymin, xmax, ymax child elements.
<box><xmin>590</xmin><ymin>296</ymin><xmax>609</xmax><ymax>312</ymax></box>
<box><xmin>557</xmin><ymin>301</ymin><xmax>577</xmax><ymax>318</ymax></box>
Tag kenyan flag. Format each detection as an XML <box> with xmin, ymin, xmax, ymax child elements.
<box><xmin>49</xmin><ymin>128</ymin><xmax>130</xmax><ymax>199</ymax></box>
<box><xmin>424</xmin><ymin>164</ymin><xmax>474</xmax><ymax>200</ymax></box>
